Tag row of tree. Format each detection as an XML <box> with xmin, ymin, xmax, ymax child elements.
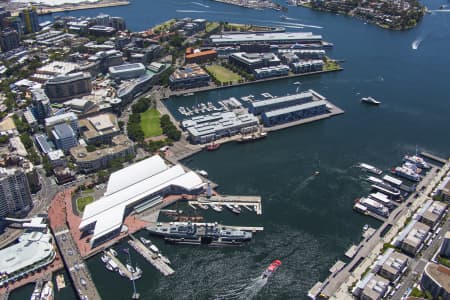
<box><xmin>160</xmin><ymin>115</ymin><xmax>181</xmax><ymax>141</ymax></box>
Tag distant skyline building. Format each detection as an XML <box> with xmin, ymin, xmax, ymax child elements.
<box><xmin>0</xmin><ymin>167</ymin><xmax>33</xmax><ymax>218</ymax></box>
<box><xmin>19</xmin><ymin>7</ymin><xmax>40</xmax><ymax>34</ymax></box>
<box><xmin>0</xmin><ymin>28</ymin><xmax>19</xmax><ymax>52</ymax></box>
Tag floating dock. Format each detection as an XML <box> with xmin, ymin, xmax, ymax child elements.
<box><xmin>128</xmin><ymin>236</ymin><xmax>175</xmax><ymax>276</ymax></box>
<box><xmin>345</xmin><ymin>245</ymin><xmax>359</xmax><ymax>259</ymax></box>
<box><xmin>420</xmin><ymin>152</ymin><xmax>448</xmax><ymax>164</ymax></box>
<box><xmin>329</xmin><ymin>260</ymin><xmax>346</xmax><ymax>273</ymax></box>
<box><xmin>104</xmin><ymin>250</ymin><xmax>135</xmax><ymax>280</ymax></box>
<box><xmin>196</xmin><ymin>195</ymin><xmax>262</xmax><ymax>215</ymax></box>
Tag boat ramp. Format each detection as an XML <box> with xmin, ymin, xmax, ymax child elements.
<box><xmin>128</xmin><ymin>235</ymin><xmax>174</xmax><ymax>276</ymax></box>
<box><xmin>195</xmin><ymin>195</ymin><xmax>262</xmax><ymax>215</ymax></box>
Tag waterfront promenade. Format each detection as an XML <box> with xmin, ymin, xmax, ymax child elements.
<box><xmin>311</xmin><ymin>162</ymin><xmax>449</xmax><ymax>299</ymax></box>
<box><xmin>167</xmin><ymin>68</ymin><xmax>343</xmax><ymax>98</ymax></box>
<box><xmin>49</xmin><ymin>190</ymin><xmax>102</xmax><ymax>300</ymax></box>
<box><xmin>9</xmin><ymin>0</ymin><xmax>130</xmax><ymax>16</ymax></box>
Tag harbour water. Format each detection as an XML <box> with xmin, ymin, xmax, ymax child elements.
<box><xmin>11</xmin><ymin>0</ymin><xmax>450</xmax><ymax>299</ymax></box>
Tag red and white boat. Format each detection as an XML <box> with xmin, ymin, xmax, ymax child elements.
<box><xmin>206</xmin><ymin>142</ymin><xmax>220</xmax><ymax>151</ymax></box>
<box><xmin>262</xmin><ymin>260</ymin><xmax>282</xmax><ymax>278</ymax></box>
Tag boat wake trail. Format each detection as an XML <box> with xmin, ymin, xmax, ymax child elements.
<box><xmin>412</xmin><ymin>36</ymin><xmax>424</xmax><ymax>50</ymax></box>
<box><xmin>271</xmin><ymin>20</ymin><xmax>323</xmax><ymax>29</ymax></box>
<box><xmin>192</xmin><ymin>1</ymin><xmax>210</xmax><ymax>8</ymax></box>
<box><xmin>176</xmin><ymin>9</ymin><xmax>208</xmax><ymax>13</ymax></box>
<box><xmin>214</xmin><ymin>277</ymin><xmax>268</xmax><ymax>300</ymax></box>
<box><xmin>294</xmin><ymin>175</ymin><xmax>316</xmax><ymax>193</ymax></box>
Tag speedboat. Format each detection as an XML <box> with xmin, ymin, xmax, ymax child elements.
<box><xmin>140</xmin><ymin>237</ymin><xmax>152</xmax><ymax>245</ymax></box>
<box><xmin>109</xmin><ymin>248</ymin><xmax>118</xmax><ymax>256</ymax></box>
<box><xmin>210</xmin><ymin>204</ymin><xmax>223</xmax><ymax>212</ymax></box>
<box><xmin>361</xmin><ymin>96</ymin><xmax>381</xmax><ymax>105</ymax></box>
<box><xmin>126</xmin><ymin>264</ymin><xmax>136</xmax><ymax>274</ymax></box>
<box><xmin>262</xmin><ymin>260</ymin><xmax>282</xmax><ymax>279</ymax></box>
<box><xmin>101</xmin><ymin>254</ymin><xmax>109</xmax><ymax>263</ymax></box>
<box><xmin>197</xmin><ymin>203</ymin><xmax>209</xmax><ymax>210</ymax></box>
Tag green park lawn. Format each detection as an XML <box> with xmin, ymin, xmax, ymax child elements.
<box><xmin>140</xmin><ymin>108</ymin><xmax>163</xmax><ymax>138</ymax></box>
<box><xmin>205</xmin><ymin>64</ymin><xmax>242</xmax><ymax>83</ymax></box>
<box><xmin>76</xmin><ymin>196</ymin><xmax>94</xmax><ymax>213</ymax></box>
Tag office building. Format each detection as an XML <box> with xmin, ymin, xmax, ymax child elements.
<box><xmin>169</xmin><ymin>64</ymin><xmax>210</xmax><ymax>90</ymax></box>
<box><xmin>353</xmin><ymin>273</ymin><xmax>389</xmax><ymax>300</ymax></box>
<box><xmin>0</xmin><ymin>167</ymin><xmax>32</xmax><ymax>218</ymax></box>
<box><xmin>47</xmin><ymin>149</ymin><xmax>66</xmax><ymax>168</ymax></box>
<box><xmin>45</xmin><ymin>112</ymin><xmax>79</xmax><ymax>135</ymax></box>
<box><xmin>37</xmin><ymin>61</ymin><xmax>80</xmax><ymax>77</ymax></box>
<box><xmin>34</xmin><ymin>134</ymin><xmax>54</xmax><ymax>155</ymax></box>
<box><xmin>78</xmin><ymin>113</ymin><xmax>120</xmax><ymax>145</ymax></box>
<box><xmin>249</xmin><ymin>91</ymin><xmax>316</xmax><ymax>114</ymax></box>
<box><xmin>109</xmin><ymin>63</ymin><xmax>146</xmax><ymax>80</ymax></box>
<box><xmin>88</xmin><ymin>25</ymin><xmax>115</xmax><ymax>36</ymax></box>
<box><xmin>437</xmin><ymin>176</ymin><xmax>450</xmax><ymax>201</ymax></box>
<box><xmin>374</xmin><ymin>248</ymin><xmax>409</xmax><ymax>281</ymax></box>
<box><xmin>89</xmin><ymin>49</ymin><xmax>124</xmax><ymax>73</ymax></box>
<box><xmin>0</xmin><ymin>28</ymin><xmax>19</xmax><ymax>52</ymax></box>
<box><xmin>0</xmin><ymin>231</ymin><xmax>55</xmax><ymax>286</ymax></box>
<box><xmin>182</xmin><ymin>111</ymin><xmax>259</xmax><ymax>144</ymax></box>
<box><xmin>440</xmin><ymin>231</ymin><xmax>450</xmax><ymax>258</ymax></box>
<box><xmin>229</xmin><ymin>52</ymin><xmax>281</xmax><ymax>73</ymax></box>
<box><xmin>70</xmin><ymin>134</ymin><xmax>134</xmax><ymax>173</ymax></box>
<box><xmin>110</xmin><ymin>16</ymin><xmax>126</xmax><ymax>31</ymax></box>
<box><xmin>44</xmin><ymin>72</ymin><xmax>92</xmax><ymax>103</ymax></box>
<box><xmin>31</xmin><ymin>88</ymin><xmax>52</xmax><ymax>123</ymax></box>
<box><xmin>420</xmin><ymin>262</ymin><xmax>450</xmax><ymax>300</ymax></box>
<box><xmin>79</xmin><ymin>155</ymin><xmax>204</xmax><ymax>247</ymax></box>
<box><xmin>393</xmin><ymin>220</ymin><xmax>430</xmax><ymax>256</ymax></box>
<box><xmin>52</xmin><ymin>123</ymin><xmax>78</xmax><ymax>153</ymax></box>
<box><xmin>254</xmin><ymin>65</ymin><xmax>289</xmax><ymax>79</ymax></box>
<box><xmin>262</xmin><ymin>100</ymin><xmax>329</xmax><ymax>127</ymax></box>
<box><xmin>19</xmin><ymin>7</ymin><xmax>40</xmax><ymax>34</ymax></box>
<box><xmin>291</xmin><ymin>59</ymin><xmax>324</xmax><ymax>74</ymax></box>
<box><xmin>210</xmin><ymin>32</ymin><xmax>323</xmax><ymax>46</ymax></box>
<box><xmin>419</xmin><ymin>201</ymin><xmax>447</xmax><ymax>228</ymax></box>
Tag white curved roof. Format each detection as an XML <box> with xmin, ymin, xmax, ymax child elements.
<box><xmin>80</xmin><ymin>155</ymin><xmax>205</xmax><ymax>244</ymax></box>
<box><xmin>105</xmin><ymin>155</ymin><xmax>168</xmax><ymax>195</ymax></box>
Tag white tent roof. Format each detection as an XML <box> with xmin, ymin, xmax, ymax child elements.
<box><xmin>105</xmin><ymin>155</ymin><xmax>168</xmax><ymax>195</ymax></box>
<box><xmin>79</xmin><ymin>155</ymin><xmax>205</xmax><ymax>243</ymax></box>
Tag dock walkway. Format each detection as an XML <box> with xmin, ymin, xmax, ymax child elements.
<box><xmin>196</xmin><ymin>195</ymin><xmax>262</xmax><ymax>215</ymax></box>
<box><xmin>104</xmin><ymin>250</ymin><xmax>134</xmax><ymax>280</ymax></box>
<box><xmin>420</xmin><ymin>152</ymin><xmax>448</xmax><ymax>164</ymax></box>
<box><xmin>128</xmin><ymin>235</ymin><xmax>174</xmax><ymax>276</ymax></box>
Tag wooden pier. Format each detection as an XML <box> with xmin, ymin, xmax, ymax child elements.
<box><xmin>128</xmin><ymin>236</ymin><xmax>175</xmax><ymax>276</ymax></box>
<box><xmin>196</xmin><ymin>195</ymin><xmax>262</xmax><ymax>215</ymax></box>
<box><xmin>420</xmin><ymin>152</ymin><xmax>448</xmax><ymax>164</ymax></box>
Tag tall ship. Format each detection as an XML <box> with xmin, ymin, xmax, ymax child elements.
<box><xmin>371</xmin><ymin>182</ymin><xmax>401</xmax><ymax>197</ymax></box>
<box><xmin>147</xmin><ymin>222</ymin><xmax>252</xmax><ymax>246</ymax></box>
<box><xmin>358</xmin><ymin>198</ymin><xmax>389</xmax><ymax>217</ymax></box>
<box><xmin>391</xmin><ymin>166</ymin><xmax>420</xmax><ymax>182</ymax></box>
<box><xmin>403</xmin><ymin>155</ymin><xmax>430</xmax><ymax>169</ymax></box>
<box><xmin>262</xmin><ymin>260</ymin><xmax>282</xmax><ymax>279</ymax></box>
<box><xmin>358</xmin><ymin>163</ymin><xmax>383</xmax><ymax>175</ymax></box>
